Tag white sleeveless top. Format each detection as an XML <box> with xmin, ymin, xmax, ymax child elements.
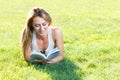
<box><xmin>32</xmin><ymin>27</ymin><xmax>55</xmax><ymax>55</ymax></box>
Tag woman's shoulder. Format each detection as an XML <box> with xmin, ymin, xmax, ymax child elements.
<box><xmin>50</xmin><ymin>26</ymin><xmax>62</xmax><ymax>33</ymax></box>
<box><xmin>50</xmin><ymin>26</ymin><xmax>63</xmax><ymax>40</ymax></box>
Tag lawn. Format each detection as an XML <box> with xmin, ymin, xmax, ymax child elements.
<box><xmin>0</xmin><ymin>0</ymin><xmax>120</xmax><ymax>80</ymax></box>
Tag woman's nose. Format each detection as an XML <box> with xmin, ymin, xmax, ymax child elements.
<box><xmin>40</xmin><ymin>26</ymin><xmax>45</xmax><ymax>31</ymax></box>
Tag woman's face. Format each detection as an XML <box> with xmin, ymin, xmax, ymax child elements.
<box><xmin>32</xmin><ymin>16</ymin><xmax>49</xmax><ymax>36</ymax></box>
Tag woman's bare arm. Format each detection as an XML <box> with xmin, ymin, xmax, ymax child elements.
<box><xmin>24</xmin><ymin>46</ymin><xmax>31</xmax><ymax>62</ymax></box>
<box><xmin>47</xmin><ymin>27</ymin><xmax>64</xmax><ymax>63</ymax></box>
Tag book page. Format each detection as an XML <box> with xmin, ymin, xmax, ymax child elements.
<box><xmin>46</xmin><ymin>48</ymin><xmax>60</xmax><ymax>60</ymax></box>
<box><xmin>30</xmin><ymin>51</ymin><xmax>47</xmax><ymax>61</ymax></box>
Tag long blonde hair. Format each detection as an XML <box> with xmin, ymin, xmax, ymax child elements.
<box><xmin>21</xmin><ymin>7</ymin><xmax>52</xmax><ymax>56</ymax></box>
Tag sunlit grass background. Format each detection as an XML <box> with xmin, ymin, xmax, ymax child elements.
<box><xmin>0</xmin><ymin>0</ymin><xmax>120</xmax><ymax>80</ymax></box>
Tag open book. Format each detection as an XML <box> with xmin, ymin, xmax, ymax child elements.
<box><xmin>30</xmin><ymin>48</ymin><xmax>60</xmax><ymax>62</ymax></box>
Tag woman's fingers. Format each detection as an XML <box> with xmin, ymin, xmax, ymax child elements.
<box><xmin>34</xmin><ymin>60</ymin><xmax>42</xmax><ymax>62</ymax></box>
<box><xmin>33</xmin><ymin>60</ymin><xmax>53</xmax><ymax>64</ymax></box>
<box><xmin>46</xmin><ymin>60</ymin><xmax>52</xmax><ymax>64</ymax></box>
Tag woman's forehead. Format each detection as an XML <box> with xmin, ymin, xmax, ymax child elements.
<box><xmin>33</xmin><ymin>16</ymin><xmax>47</xmax><ymax>24</ymax></box>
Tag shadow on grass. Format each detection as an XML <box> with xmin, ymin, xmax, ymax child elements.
<box><xmin>29</xmin><ymin>58</ymin><xmax>83</xmax><ymax>80</ymax></box>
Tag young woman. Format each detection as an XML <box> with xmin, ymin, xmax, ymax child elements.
<box><xmin>21</xmin><ymin>7</ymin><xmax>64</xmax><ymax>64</ymax></box>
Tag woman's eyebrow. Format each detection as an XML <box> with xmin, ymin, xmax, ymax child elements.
<box><xmin>33</xmin><ymin>23</ymin><xmax>40</xmax><ymax>25</ymax></box>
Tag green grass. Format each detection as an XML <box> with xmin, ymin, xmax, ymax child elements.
<box><xmin>0</xmin><ymin>0</ymin><xmax>120</xmax><ymax>80</ymax></box>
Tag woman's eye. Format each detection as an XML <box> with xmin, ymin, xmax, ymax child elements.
<box><xmin>34</xmin><ymin>24</ymin><xmax>40</xmax><ymax>27</ymax></box>
<box><xmin>42</xmin><ymin>23</ymin><xmax>46</xmax><ymax>26</ymax></box>
<box><xmin>35</xmin><ymin>25</ymin><xmax>38</xmax><ymax>27</ymax></box>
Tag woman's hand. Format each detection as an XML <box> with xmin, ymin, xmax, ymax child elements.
<box><xmin>46</xmin><ymin>60</ymin><xmax>53</xmax><ymax>64</ymax></box>
<box><xmin>33</xmin><ymin>59</ymin><xmax>54</xmax><ymax>64</ymax></box>
<box><xmin>33</xmin><ymin>60</ymin><xmax>46</xmax><ymax>64</ymax></box>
